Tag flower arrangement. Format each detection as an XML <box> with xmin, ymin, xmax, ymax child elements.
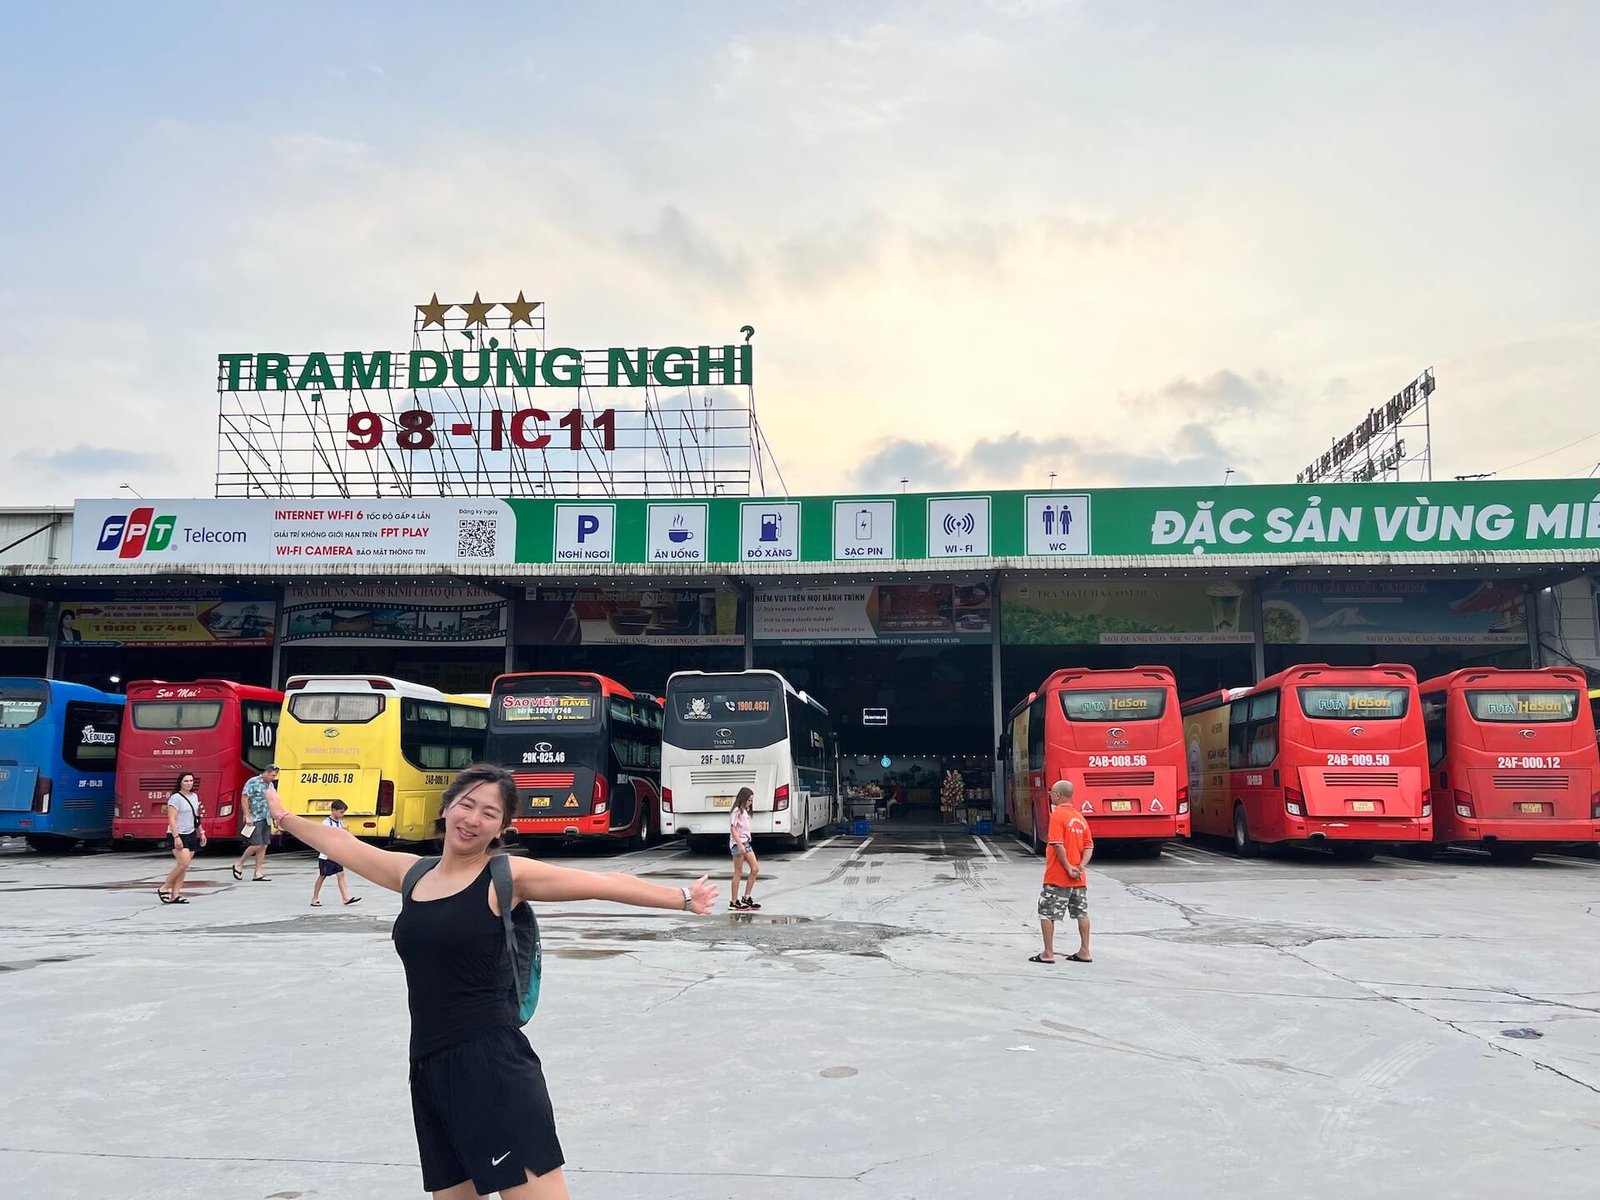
<box><xmin>939</xmin><ymin>770</ymin><xmax>964</xmax><ymax>814</ymax></box>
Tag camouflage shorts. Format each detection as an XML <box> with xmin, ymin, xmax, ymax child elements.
<box><xmin>1037</xmin><ymin>884</ymin><xmax>1088</xmax><ymax>921</ymax></box>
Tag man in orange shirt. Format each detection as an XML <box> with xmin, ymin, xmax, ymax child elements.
<box><xmin>1031</xmin><ymin>779</ymin><xmax>1094</xmax><ymax>964</ymax></box>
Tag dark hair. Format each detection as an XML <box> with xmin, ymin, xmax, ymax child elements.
<box><xmin>174</xmin><ymin>772</ymin><xmax>196</xmax><ymax>792</ymax></box>
<box><xmin>432</xmin><ymin>763</ymin><xmax>518</xmax><ymax>848</ymax></box>
<box><xmin>735</xmin><ymin>786</ymin><xmax>754</xmax><ymax>814</ymax></box>
<box><xmin>330</xmin><ymin>799</ymin><xmax>348</xmax><ymax>813</ymax></box>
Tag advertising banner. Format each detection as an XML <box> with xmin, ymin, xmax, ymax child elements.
<box><xmin>1259</xmin><ymin>579</ymin><xmax>1527</xmax><ymax>645</ymax></box>
<box><xmin>282</xmin><ymin>586</ymin><xmax>507</xmax><ymax>646</ymax></box>
<box><xmin>1001</xmin><ymin>579</ymin><xmax>1253</xmax><ymax>645</ymax></box>
<box><xmin>516</xmin><ymin>588</ymin><xmax>743</xmax><ymax>646</ymax></box>
<box><xmin>72</xmin><ymin>499</ymin><xmax>513</xmax><ymax>565</ymax></box>
<box><xmin>55</xmin><ymin>591</ymin><xmax>275</xmax><ymax>648</ymax></box>
<box><xmin>0</xmin><ymin>592</ymin><xmax>49</xmax><ymax>647</ymax></box>
<box><xmin>754</xmin><ymin>583</ymin><xmax>993</xmax><ymax>645</ymax></box>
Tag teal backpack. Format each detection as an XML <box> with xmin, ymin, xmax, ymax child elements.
<box><xmin>400</xmin><ymin>853</ymin><xmax>542</xmax><ymax>1023</ymax></box>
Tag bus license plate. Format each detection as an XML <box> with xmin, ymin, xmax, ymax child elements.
<box><xmin>1107</xmin><ymin>800</ymin><xmax>1134</xmax><ymax>813</ymax></box>
<box><xmin>1518</xmin><ymin>802</ymin><xmax>1544</xmax><ymax>814</ymax></box>
<box><xmin>308</xmin><ymin>800</ymin><xmax>334</xmax><ymax>813</ymax></box>
<box><xmin>710</xmin><ymin>795</ymin><xmax>735</xmax><ymax>809</ymax></box>
<box><xmin>1350</xmin><ymin>801</ymin><xmax>1376</xmax><ymax>813</ymax></box>
<box><xmin>529</xmin><ymin>796</ymin><xmax>551</xmax><ymax>808</ymax></box>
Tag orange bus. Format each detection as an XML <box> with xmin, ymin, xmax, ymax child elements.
<box><xmin>1004</xmin><ymin>666</ymin><xmax>1189</xmax><ymax>856</ymax></box>
<box><xmin>485</xmin><ymin>672</ymin><xmax>663</xmax><ymax>848</ymax></box>
<box><xmin>1182</xmin><ymin>663</ymin><xmax>1431</xmax><ymax>859</ymax></box>
<box><xmin>1419</xmin><ymin>667</ymin><xmax>1600</xmax><ymax>861</ymax></box>
<box><xmin>113</xmin><ymin>679</ymin><xmax>283</xmax><ymax>844</ymax></box>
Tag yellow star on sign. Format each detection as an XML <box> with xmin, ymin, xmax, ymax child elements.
<box><xmin>460</xmin><ymin>291</ymin><xmax>495</xmax><ymax>327</ymax></box>
<box><xmin>417</xmin><ymin>293</ymin><xmax>452</xmax><ymax>329</ymax></box>
<box><xmin>503</xmin><ymin>291</ymin><xmax>541</xmax><ymax>327</ymax></box>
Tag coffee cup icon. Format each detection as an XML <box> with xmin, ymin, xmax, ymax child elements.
<box><xmin>668</xmin><ymin>515</ymin><xmax>692</xmax><ymax>544</ymax></box>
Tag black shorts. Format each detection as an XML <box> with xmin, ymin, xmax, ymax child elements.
<box><xmin>176</xmin><ymin>832</ymin><xmax>202</xmax><ymax>853</ymax></box>
<box><xmin>317</xmin><ymin>858</ymin><xmax>344</xmax><ymax>877</ymax></box>
<box><xmin>409</xmin><ymin>1027</ymin><xmax>564</xmax><ymax>1194</ymax></box>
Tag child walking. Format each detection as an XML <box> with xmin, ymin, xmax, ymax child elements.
<box><xmin>729</xmin><ymin>787</ymin><xmax>761</xmax><ymax>911</ymax></box>
<box><xmin>311</xmin><ymin>800</ymin><xmax>362</xmax><ymax>907</ymax></box>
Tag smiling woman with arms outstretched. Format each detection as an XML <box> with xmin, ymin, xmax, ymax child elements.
<box><xmin>269</xmin><ymin>762</ymin><xmax>718</xmax><ymax>1200</ymax></box>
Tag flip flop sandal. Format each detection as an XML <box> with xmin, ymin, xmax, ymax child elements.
<box><xmin>157</xmin><ymin>891</ymin><xmax>173</xmax><ymax>904</ymax></box>
<box><xmin>231</xmin><ymin>865</ymin><xmax>243</xmax><ymax>880</ymax></box>
<box><xmin>343</xmin><ymin>896</ymin><xmax>362</xmax><ymax>906</ymax></box>
<box><xmin>1064</xmin><ymin>953</ymin><xmax>1093</xmax><ymax>963</ymax></box>
<box><xmin>170</xmin><ymin>896</ymin><xmax>190</xmax><ymax>904</ymax></box>
<box><xmin>1027</xmin><ymin>953</ymin><xmax>1057</xmax><ymax>963</ymax></box>
<box><xmin>252</xmin><ymin>876</ymin><xmax>273</xmax><ymax>882</ymax></box>
<box><xmin>310</xmin><ymin>901</ymin><xmax>322</xmax><ymax>907</ymax></box>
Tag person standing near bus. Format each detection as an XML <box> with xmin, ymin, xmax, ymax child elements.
<box><xmin>158</xmin><ymin>772</ymin><xmax>205</xmax><ymax>904</ymax></box>
<box><xmin>311</xmin><ymin>799</ymin><xmax>360</xmax><ymax>907</ymax></box>
<box><xmin>266</xmin><ymin>762</ymin><xmax>718</xmax><ymax>1200</ymax></box>
<box><xmin>729</xmin><ymin>787</ymin><xmax>761</xmax><ymax>911</ymax></box>
<box><xmin>1031</xmin><ymin>780</ymin><xmax>1093</xmax><ymax>963</ymax></box>
<box><xmin>232</xmin><ymin>763</ymin><xmax>279</xmax><ymax>882</ymax></box>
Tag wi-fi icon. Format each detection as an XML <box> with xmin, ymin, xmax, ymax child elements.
<box><xmin>942</xmin><ymin>512</ymin><xmax>976</xmax><ymax>537</ymax></box>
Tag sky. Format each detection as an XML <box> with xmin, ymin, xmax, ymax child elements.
<box><xmin>2</xmin><ymin>1</ymin><xmax>1597</xmax><ymax>505</ymax></box>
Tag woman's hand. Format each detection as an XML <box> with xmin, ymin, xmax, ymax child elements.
<box><xmin>686</xmin><ymin>875</ymin><xmax>718</xmax><ymax>915</ymax></box>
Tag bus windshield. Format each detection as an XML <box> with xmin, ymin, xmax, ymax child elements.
<box><xmin>287</xmin><ymin>693</ymin><xmax>385</xmax><ymax>724</ymax></box>
<box><xmin>665</xmin><ymin>679</ymin><xmax>786</xmax><ymax>749</ymax></box>
<box><xmin>1059</xmin><ymin>689</ymin><xmax>1167</xmax><ymax>722</ymax></box>
<box><xmin>1465</xmin><ymin>690</ymin><xmax>1579</xmax><ymax>723</ymax></box>
<box><xmin>1298</xmin><ymin>687</ymin><xmax>1409</xmax><ymax>720</ymax></box>
<box><xmin>0</xmin><ymin>682</ymin><xmax>47</xmax><ymax>728</ymax></box>
<box><xmin>131</xmin><ymin>701</ymin><xmax>224</xmax><ymax>730</ymax></box>
<box><xmin>493</xmin><ymin>679</ymin><xmax>601</xmax><ymax>728</ymax></box>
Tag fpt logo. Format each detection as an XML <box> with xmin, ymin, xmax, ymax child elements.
<box><xmin>96</xmin><ymin>508</ymin><xmax>176</xmax><ymax>559</ymax></box>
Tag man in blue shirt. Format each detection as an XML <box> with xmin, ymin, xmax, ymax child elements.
<box><xmin>232</xmin><ymin>764</ymin><xmax>280</xmax><ymax>882</ymax></box>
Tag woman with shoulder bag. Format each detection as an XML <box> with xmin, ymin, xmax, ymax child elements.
<box><xmin>158</xmin><ymin>772</ymin><xmax>205</xmax><ymax>904</ymax></box>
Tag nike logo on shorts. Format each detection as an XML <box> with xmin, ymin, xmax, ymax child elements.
<box><xmin>491</xmin><ymin>1151</ymin><xmax>511</xmax><ymax>1167</ymax></box>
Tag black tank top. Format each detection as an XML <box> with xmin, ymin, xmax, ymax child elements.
<box><xmin>392</xmin><ymin>861</ymin><xmax>518</xmax><ymax>1059</ymax></box>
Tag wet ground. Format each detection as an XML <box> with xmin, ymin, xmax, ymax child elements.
<box><xmin>1</xmin><ymin>830</ymin><xmax>1598</xmax><ymax>1199</ymax></box>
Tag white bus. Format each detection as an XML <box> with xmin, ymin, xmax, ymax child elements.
<box><xmin>661</xmin><ymin>669</ymin><xmax>836</xmax><ymax>851</ymax></box>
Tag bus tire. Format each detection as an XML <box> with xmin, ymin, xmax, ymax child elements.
<box><xmin>25</xmin><ymin>835</ymin><xmax>77</xmax><ymax>854</ymax></box>
<box><xmin>1487</xmin><ymin>842</ymin><xmax>1538</xmax><ymax>864</ymax></box>
<box><xmin>1231</xmin><ymin>806</ymin><xmax>1258</xmax><ymax>858</ymax></box>
<box><xmin>792</xmin><ymin>819</ymin><xmax>810</xmax><ymax>852</ymax></box>
<box><xmin>1140</xmin><ymin>841</ymin><xmax>1164</xmax><ymax>858</ymax></box>
<box><xmin>1330</xmin><ymin>842</ymin><xmax>1377</xmax><ymax>861</ymax></box>
<box><xmin>630</xmin><ymin>815</ymin><xmax>651</xmax><ymax>852</ymax></box>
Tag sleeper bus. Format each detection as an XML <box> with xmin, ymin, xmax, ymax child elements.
<box><xmin>1181</xmin><ymin>663</ymin><xmax>1431</xmax><ymax>859</ymax></box>
<box><xmin>277</xmin><ymin>675</ymin><xmax>488</xmax><ymax>843</ymax></box>
<box><xmin>113</xmin><ymin>679</ymin><xmax>283</xmax><ymax>845</ymax></box>
<box><xmin>0</xmin><ymin>678</ymin><xmax>124</xmax><ymax>852</ymax></box>
<box><xmin>1420</xmin><ymin>667</ymin><xmax>1600</xmax><ymax>861</ymax></box>
<box><xmin>1002</xmin><ymin>666</ymin><xmax>1190</xmax><ymax>856</ymax></box>
<box><xmin>485</xmin><ymin>672</ymin><xmax>663</xmax><ymax>848</ymax></box>
<box><xmin>661</xmin><ymin>669</ymin><xmax>836</xmax><ymax>852</ymax></box>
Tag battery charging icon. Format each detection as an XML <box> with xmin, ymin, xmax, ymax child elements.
<box><xmin>855</xmin><ymin>509</ymin><xmax>873</xmax><ymax>540</ymax></box>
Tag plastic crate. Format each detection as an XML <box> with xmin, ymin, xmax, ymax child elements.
<box><xmin>850</xmin><ymin>818</ymin><xmax>872</xmax><ymax>837</ymax></box>
<box><xmin>973</xmin><ymin>818</ymin><xmax>994</xmax><ymax>836</ymax></box>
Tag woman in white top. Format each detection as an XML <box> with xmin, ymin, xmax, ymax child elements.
<box><xmin>159</xmin><ymin>772</ymin><xmax>205</xmax><ymax>904</ymax></box>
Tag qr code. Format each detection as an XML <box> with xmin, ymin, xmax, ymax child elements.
<box><xmin>456</xmin><ymin>519</ymin><xmax>498</xmax><ymax>558</ymax></box>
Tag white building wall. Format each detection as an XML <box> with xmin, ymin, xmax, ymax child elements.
<box><xmin>0</xmin><ymin>508</ymin><xmax>72</xmax><ymax>567</ymax></box>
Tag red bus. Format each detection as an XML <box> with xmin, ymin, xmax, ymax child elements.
<box><xmin>1181</xmin><ymin>663</ymin><xmax>1431</xmax><ymax>859</ymax></box>
<box><xmin>1419</xmin><ymin>667</ymin><xmax>1600</xmax><ymax>861</ymax></box>
<box><xmin>1003</xmin><ymin>666</ymin><xmax>1190</xmax><ymax>856</ymax></box>
<box><xmin>113</xmin><ymin>680</ymin><xmax>283</xmax><ymax>844</ymax></box>
<box><xmin>485</xmin><ymin>672</ymin><xmax>662</xmax><ymax>848</ymax></box>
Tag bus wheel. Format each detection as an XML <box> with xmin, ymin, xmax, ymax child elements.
<box><xmin>25</xmin><ymin>835</ymin><xmax>77</xmax><ymax>854</ymax></box>
<box><xmin>1487</xmin><ymin>842</ymin><xmax>1538</xmax><ymax>864</ymax></box>
<box><xmin>1231</xmin><ymin>807</ymin><xmax>1258</xmax><ymax>858</ymax></box>
<box><xmin>792</xmin><ymin>820</ymin><xmax>810</xmax><ymax>852</ymax></box>
<box><xmin>1140</xmin><ymin>841</ymin><xmax>1164</xmax><ymax>859</ymax></box>
<box><xmin>630</xmin><ymin>816</ymin><xmax>651</xmax><ymax>852</ymax></box>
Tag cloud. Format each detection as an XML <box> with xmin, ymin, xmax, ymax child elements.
<box><xmin>1149</xmin><ymin>369</ymin><xmax>1280</xmax><ymax>418</ymax></box>
<box><xmin>849</xmin><ymin>421</ymin><xmax>1249</xmax><ymax>491</ymax></box>
<box><xmin>21</xmin><ymin>445</ymin><xmax>173</xmax><ymax>477</ymax></box>
<box><xmin>624</xmin><ymin>206</ymin><xmax>753</xmax><ymax>293</ymax></box>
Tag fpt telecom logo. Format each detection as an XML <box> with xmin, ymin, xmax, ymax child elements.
<box><xmin>96</xmin><ymin>508</ymin><xmax>177</xmax><ymax>559</ymax></box>
<box><xmin>93</xmin><ymin>506</ymin><xmax>250</xmax><ymax>559</ymax></box>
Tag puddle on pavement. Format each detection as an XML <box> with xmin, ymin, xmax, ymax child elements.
<box><xmin>819</xmin><ymin>1066</ymin><xmax>859</xmax><ymax>1078</ymax></box>
<box><xmin>0</xmin><ymin>954</ymin><xmax>88</xmax><ymax>973</ymax></box>
<box><xmin>1501</xmin><ymin>1027</ymin><xmax>1543</xmax><ymax>1040</ymax></box>
<box><xmin>1</xmin><ymin>879</ymin><xmax>224</xmax><ymax>893</ymax></box>
<box><xmin>547</xmin><ymin>947</ymin><xmax>630</xmax><ymax>960</ymax></box>
<box><xmin>641</xmin><ymin>870</ymin><xmax>779</xmax><ymax>882</ymax></box>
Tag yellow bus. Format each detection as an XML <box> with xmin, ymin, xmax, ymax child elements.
<box><xmin>277</xmin><ymin>675</ymin><xmax>489</xmax><ymax>842</ymax></box>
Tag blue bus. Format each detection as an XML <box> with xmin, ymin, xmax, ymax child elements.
<box><xmin>0</xmin><ymin>679</ymin><xmax>125</xmax><ymax>852</ymax></box>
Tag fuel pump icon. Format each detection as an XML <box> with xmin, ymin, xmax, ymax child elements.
<box><xmin>760</xmin><ymin>512</ymin><xmax>782</xmax><ymax>542</ymax></box>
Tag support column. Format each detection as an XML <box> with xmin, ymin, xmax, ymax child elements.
<box><xmin>990</xmin><ymin>570</ymin><xmax>1004</xmax><ymax>822</ymax></box>
<box><xmin>1250</xmin><ymin>578</ymin><xmax>1267</xmax><ymax>683</ymax></box>
<box><xmin>270</xmin><ymin>593</ymin><xmax>286</xmax><ymax>690</ymax></box>
<box><xmin>44</xmin><ymin>600</ymin><xmax>59</xmax><ymax>680</ymax></box>
<box><xmin>741</xmin><ymin>581</ymin><xmax>755</xmax><ymax>669</ymax></box>
<box><xmin>1524</xmin><ymin>584</ymin><xmax>1542</xmax><ymax>668</ymax></box>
